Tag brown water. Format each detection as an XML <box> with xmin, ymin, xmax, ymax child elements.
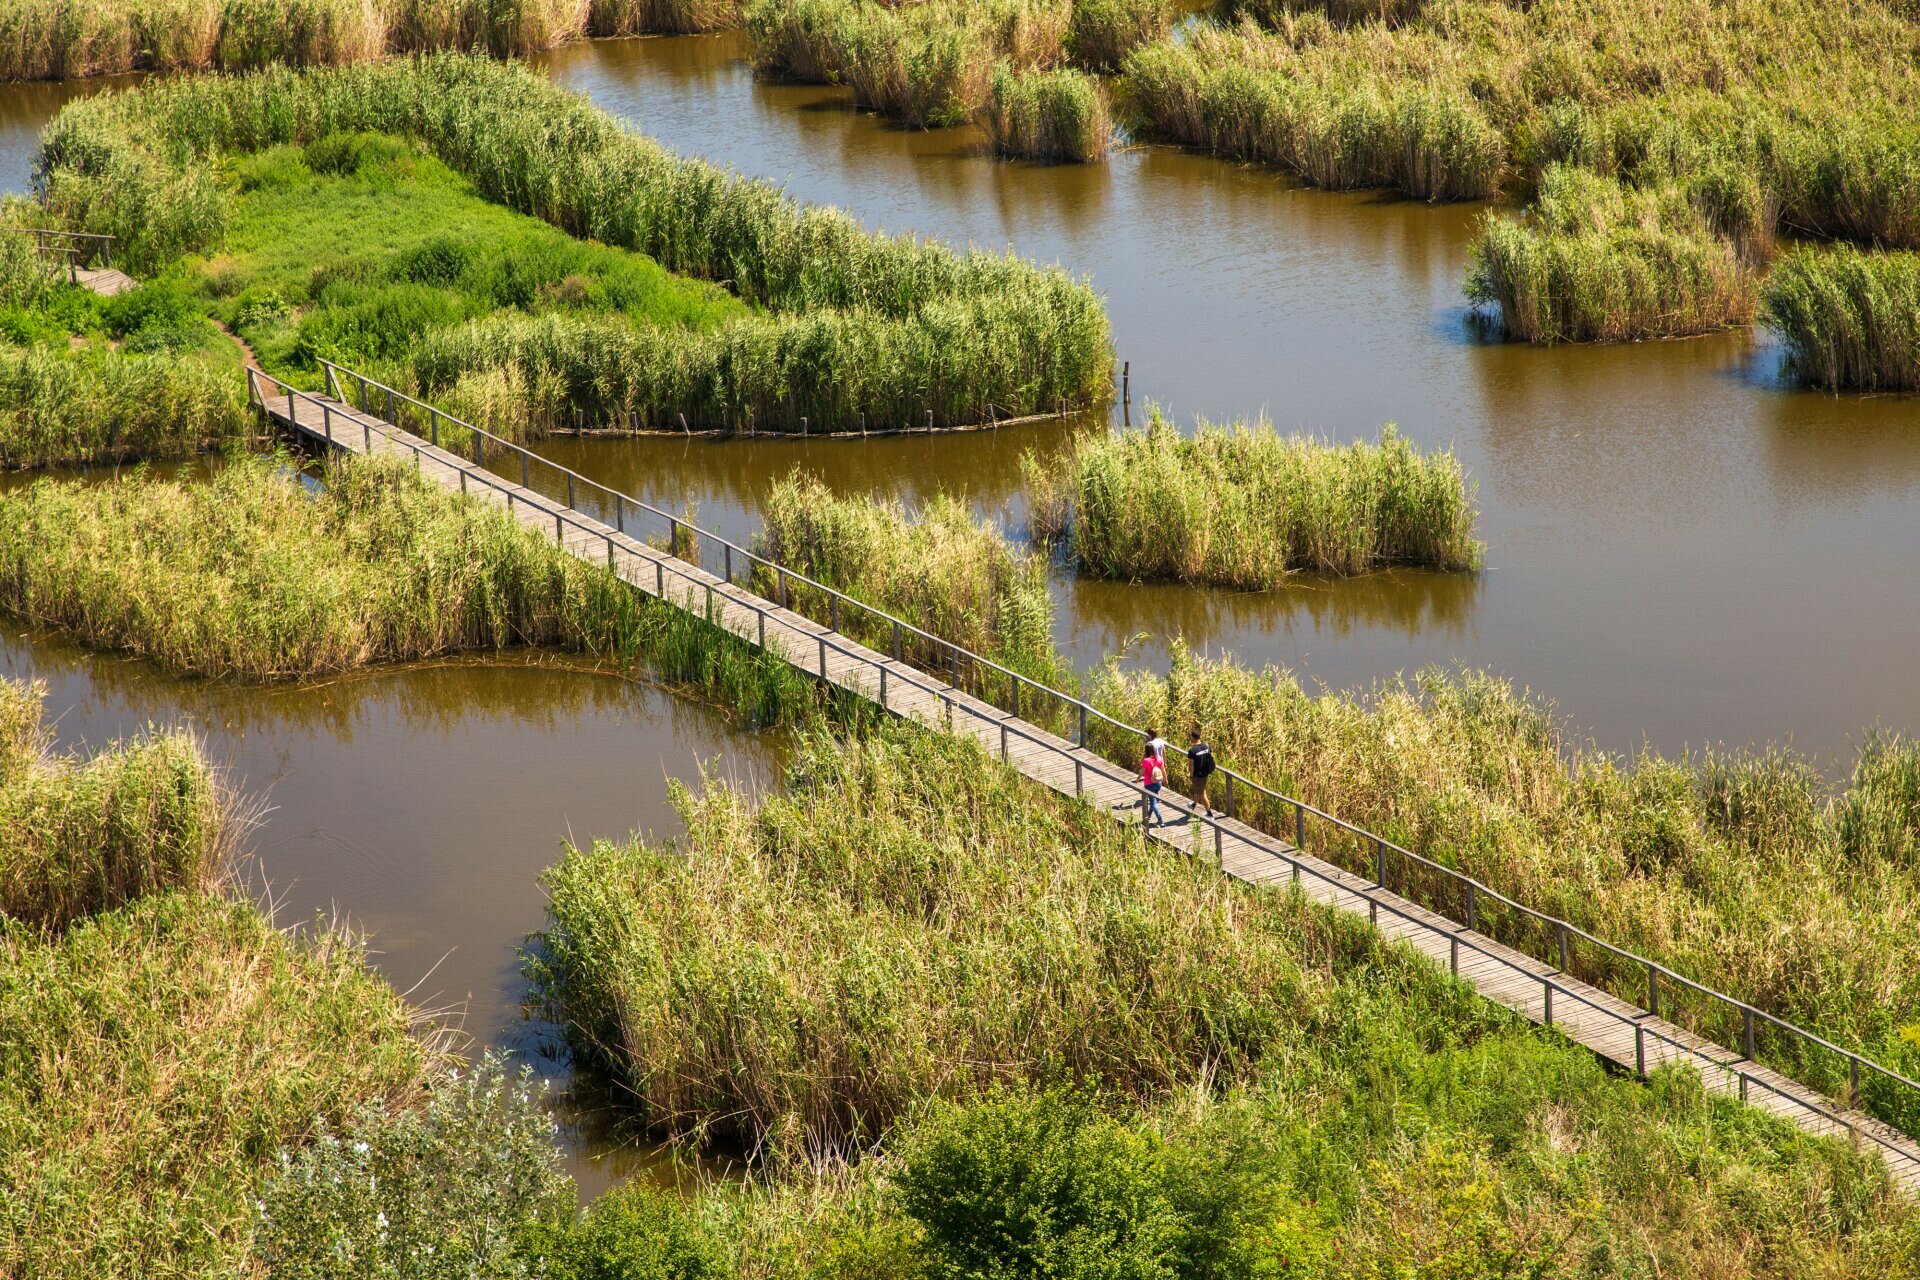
<box><xmin>0</xmin><ymin>626</ymin><xmax>781</xmax><ymax>1195</ymax></box>
<box><xmin>523</xmin><ymin>32</ymin><xmax>1920</xmax><ymax>766</ymax></box>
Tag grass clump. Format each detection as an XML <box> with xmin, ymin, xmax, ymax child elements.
<box><xmin>1123</xmin><ymin>27</ymin><xmax>1505</xmax><ymax>201</ymax></box>
<box><xmin>1026</xmin><ymin>411</ymin><xmax>1480</xmax><ymax>585</ymax></box>
<box><xmin>529</xmin><ymin>724</ymin><xmax>1920</xmax><ymax>1273</ymax></box>
<box><xmin>1466</xmin><ymin>165</ymin><xmax>1758</xmax><ymax>342</ymax></box>
<box><xmin>0</xmin><ymin>678</ymin><xmax>233</xmax><ymax>931</ymax></box>
<box><xmin>0</xmin><ymin>342</ymin><xmax>249</xmax><ymax>469</ymax></box>
<box><xmin>749</xmin><ymin>0</ymin><xmax>1072</xmax><ymax>128</ymax></box>
<box><xmin>752</xmin><ymin>470</ymin><xmax>1065</xmax><ymax>687</ymax></box>
<box><xmin>1762</xmin><ymin>245</ymin><xmax>1920</xmax><ymax>392</ymax></box>
<box><xmin>985</xmin><ymin>64</ymin><xmax>1113</xmax><ymax>163</ymax></box>
<box><xmin>0</xmin><ymin>892</ymin><xmax>434</xmax><ymax>1278</ymax></box>
<box><xmin>36</xmin><ymin>55</ymin><xmax>1113</xmax><ymax>426</ymax></box>
<box><xmin>1086</xmin><ymin>649</ymin><xmax>1920</xmax><ymax>1134</ymax></box>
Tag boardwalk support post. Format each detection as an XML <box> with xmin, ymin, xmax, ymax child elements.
<box><xmin>1077</xmin><ymin>703</ymin><xmax>1087</xmax><ymax>748</ymax></box>
<box><xmin>1636</xmin><ymin>1025</ymin><xmax>1646</xmax><ymax>1076</ymax></box>
<box><xmin>1744</xmin><ymin>1007</ymin><xmax>1756</xmax><ymax>1061</ymax></box>
<box><xmin>1647</xmin><ymin>964</ymin><xmax>1659</xmax><ymax>1018</ymax></box>
<box><xmin>1557</xmin><ymin>922</ymin><xmax>1570</xmax><ymax>974</ymax></box>
<box><xmin>1544</xmin><ymin>980</ymin><xmax>1553</xmax><ymax>1027</ymax></box>
<box><xmin>1295</xmin><ymin>802</ymin><xmax>1304</xmax><ymax>850</ymax></box>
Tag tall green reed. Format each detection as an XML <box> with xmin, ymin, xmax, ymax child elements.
<box><xmin>0</xmin><ymin>678</ymin><xmax>237</xmax><ymax>930</ymax></box>
<box><xmin>985</xmin><ymin>64</ymin><xmax>1113</xmax><ymax>163</ymax></box>
<box><xmin>1025</xmin><ymin>410</ymin><xmax>1480</xmax><ymax>584</ymax></box>
<box><xmin>1762</xmin><ymin>245</ymin><xmax>1920</xmax><ymax>392</ymax></box>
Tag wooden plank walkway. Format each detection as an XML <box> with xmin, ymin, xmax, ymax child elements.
<box><xmin>265</xmin><ymin>388</ymin><xmax>1920</xmax><ymax>1192</ymax></box>
<box><xmin>72</xmin><ymin>265</ymin><xmax>136</xmax><ymax>296</ymax></box>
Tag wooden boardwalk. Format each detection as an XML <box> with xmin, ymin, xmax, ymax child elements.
<box><xmin>262</xmin><ymin>385</ymin><xmax>1920</xmax><ymax>1192</ymax></box>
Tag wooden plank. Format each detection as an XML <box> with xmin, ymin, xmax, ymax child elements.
<box><xmin>263</xmin><ymin>393</ymin><xmax>1920</xmax><ymax>1192</ymax></box>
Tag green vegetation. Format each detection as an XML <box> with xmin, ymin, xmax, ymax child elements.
<box><xmin>746</xmin><ymin>0</ymin><xmax>1164</xmax><ymax>159</ymax></box>
<box><xmin>0</xmin><ymin>678</ymin><xmax>233</xmax><ymax>930</ymax></box>
<box><xmin>1119</xmin><ymin>0</ymin><xmax>1920</xmax><ymax>354</ymax></box>
<box><xmin>752</xmin><ymin>469</ymin><xmax>1065</xmax><ymax>688</ymax></box>
<box><xmin>1</xmin><ymin>209</ymin><xmax>250</xmax><ymax>469</ymax></box>
<box><xmin>1064</xmin><ymin>0</ymin><xmax>1169</xmax><ymax>72</ymax></box>
<box><xmin>0</xmin><ymin>894</ymin><xmax>435</xmax><ymax>1277</ymax></box>
<box><xmin>985</xmin><ymin>65</ymin><xmax>1113</xmax><ymax>163</ymax></box>
<box><xmin>0</xmin><ymin>0</ymin><xmax>752</xmax><ymax>83</ymax></box>
<box><xmin>530</xmin><ymin>725</ymin><xmax>1920</xmax><ymax>1275</ymax></box>
<box><xmin>748</xmin><ymin>0</ymin><xmax>1072</xmax><ymax>128</ymax></box>
<box><xmin>1124</xmin><ymin>26</ymin><xmax>1504</xmax><ymax>201</ymax></box>
<box><xmin>1466</xmin><ymin>165</ymin><xmax>1758</xmax><ymax>342</ymax></box>
<box><xmin>0</xmin><ymin>453</ymin><xmax>813</xmax><ymax>725</ymax></box>
<box><xmin>1025</xmin><ymin>412</ymin><xmax>1481</xmax><ymax>585</ymax></box>
<box><xmin>1088</xmin><ymin>649</ymin><xmax>1920</xmax><ymax>1132</ymax></box>
<box><xmin>1762</xmin><ymin>246</ymin><xmax>1920</xmax><ymax>392</ymax></box>
<box><xmin>36</xmin><ymin>55</ymin><xmax>1112</xmax><ymax>427</ymax></box>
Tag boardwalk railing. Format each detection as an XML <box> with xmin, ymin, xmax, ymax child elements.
<box><xmin>5</xmin><ymin>227</ymin><xmax>115</xmax><ymax>281</ymax></box>
<box><xmin>252</xmin><ymin>360</ymin><xmax>1920</xmax><ymax>1154</ymax></box>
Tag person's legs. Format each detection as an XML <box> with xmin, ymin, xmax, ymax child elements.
<box><xmin>1146</xmin><ymin>783</ymin><xmax>1164</xmax><ymax>825</ymax></box>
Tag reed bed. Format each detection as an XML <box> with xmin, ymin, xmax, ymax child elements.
<box><xmin>1064</xmin><ymin>0</ymin><xmax>1169</xmax><ymax>73</ymax></box>
<box><xmin>1122</xmin><ymin>1</ymin><xmax>1920</xmax><ymax>340</ymax></box>
<box><xmin>0</xmin><ymin>679</ymin><xmax>236</xmax><ymax>932</ymax></box>
<box><xmin>748</xmin><ymin>0</ymin><xmax>1072</xmax><ymax>127</ymax></box>
<box><xmin>1085</xmin><ymin>648</ymin><xmax>1920</xmax><ymax>1132</ymax></box>
<box><xmin>751</xmin><ymin>470</ymin><xmax>1064</xmax><ymax>686</ymax></box>
<box><xmin>0</xmin><ymin>0</ymin><xmax>669</xmax><ymax>82</ymax></box>
<box><xmin>0</xmin><ymin>342</ymin><xmax>251</xmax><ymax>469</ymax></box>
<box><xmin>984</xmin><ymin>64</ymin><xmax>1113</xmax><ymax>163</ymax></box>
<box><xmin>531</xmin><ymin>724</ymin><xmax>1369</xmax><ymax>1157</ymax></box>
<box><xmin>0</xmin><ymin>452</ymin><xmax>804</xmax><ymax>726</ymax></box>
<box><xmin>36</xmin><ymin>55</ymin><xmax>1112</xmax><ymax>423</ymax></box>
<box><xmin>1026</xmin><ymin>411</ymin><xmax>1480</xmax><ymax>585</ymax></box>
<box><xmin>1762</xmin><ymin>246</ymin><xmax>1920</xmax><ymax>392</ymax></box>
<box><xmin>1466</xmin><ymin>166</ymin><xmax>1758</xmax><ymax>342</ymax></box>
<box><xmin>0</xmin><ymin>892</ymin><xmax>435</xmax><ymax>1278</ymax></box>
<box><xmin>1123</xmin><ymin>28</ymin><xmax>1504</xmax><ymax>201</ymax></box>
<box><xmin>529</xmin><ymin>724</ymin><xmax>1920</xmax><ymax>1274</ymax></box>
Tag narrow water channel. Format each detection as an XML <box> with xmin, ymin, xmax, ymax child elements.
<box><xmin>0</xmin><ymin>625</ymin><xmax>782</xmax><ymax>1196</ymax></box>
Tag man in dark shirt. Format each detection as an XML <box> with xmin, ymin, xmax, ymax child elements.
<box><xmin>1187</xmin><ymin>730</ymin><xmax>1217</xmax><ymax>818</ymax></box>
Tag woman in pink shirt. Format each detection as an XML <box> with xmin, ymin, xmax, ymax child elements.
<box><xmin>1142</xmin><ymin>748</ymin><xmax>1167</xmax><ymax>826</ymax></box>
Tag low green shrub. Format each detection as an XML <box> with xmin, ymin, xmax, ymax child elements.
<box><xmin>256</xmin><ymin>1054</ymin><xmax>573</xmax><ymax>1280</ymax></box>
<box><xmin>523</xmin><ymin>1181</ymin><xmax>725</xmax><ymax>1280</ymax></box>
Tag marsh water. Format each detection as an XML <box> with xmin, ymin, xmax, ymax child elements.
<box><xmin>4</xmin><ymin>29</ymin><xmax>1920</xmax><ymax>1181</ymax></box>
<box><xmin>0</xmin><ymin>625</ymin><xmax>781</xmax><ymax>1193</ymax></box>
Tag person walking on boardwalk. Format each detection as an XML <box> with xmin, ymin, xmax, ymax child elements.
<box><xmin>1187</xmin><ymin>729</ymin><xmax>1217</xmax><ymax>817</ymax></box>
<box><xmin>1146</xmin><ymin>727</ymin><xmax>1170</xmax><ymax>766</ymax></box>
<box><xmin>1142</xmin><ymin>745</ymin><xmax>1168</xmax><ymax>826</ymax></box>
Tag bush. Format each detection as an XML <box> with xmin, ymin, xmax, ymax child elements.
<box><xmin>523</xmin><ymin>1181</ymin><xmax>724</xmax><ymax>1280</ymax></box>
<box><xmin>1065</xmin><ymin>0</ymin><xmax>1169</xmax><ymax>72</ymax></box>
<box><xmin>255</xmin><ymin>1054</ymin><xmax>573</xmax><ymax>1280</ymax></box>
<box><xmin>895</xmin><ymin>1089</ymin><xmax>1282</xmax><ymax>1280</ymax></box>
